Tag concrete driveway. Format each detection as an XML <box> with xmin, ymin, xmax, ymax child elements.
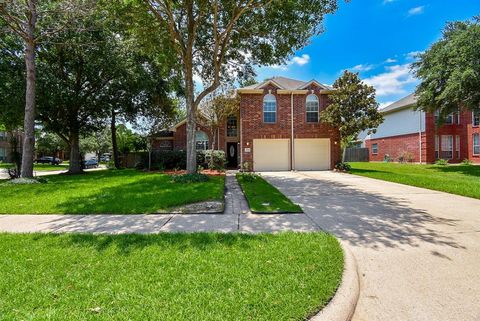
<box><xmin>262</xmin><ymin>171</ymin><xmax>480</xmax><ymax>321</ymax></box>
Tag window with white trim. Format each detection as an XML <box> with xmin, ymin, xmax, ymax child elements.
<box><xmin>474</xmin><ymin>133</ymin><xmax>480</xmax><ymax>155</ymax></box>
<box><xmin>445</xmin><ymin>113</ymin><xmax>454</xmax><ymax>124</ymax></box>
<box><xmin>195</xmin><ymin>131</ymin><xmax>209</xmax><ymax>151</ymax></box>
<box><xmin>306</xmin><ymin>94</ymin><xmax>319</xmax><ymax>123</ymax></box>
<box><xmin>435</xmin><ymin>135</ymin><xmax>439</xmax><ymax>159</ymax></box>
<box><xmin>473</xmin><ymin>111</ymin><xmax>480</xmax><ymax>127</ymax></box>
<box><xmin>372</xmin><ymin>143</ymin><xmax>378</xmax><ymax>155</ymax></box>
<box><xmin>226</xmin><ymin>116</ymin><xmax>237</xmax><ymax>137</ymax></box>
<box><xmin>441</xmin><ymin>135</ymin><xmax>453</xmax><ymax>159</ymax></box>
<box><xmin>263</xmin><ymin>94</ymin><xmax>276</xmax><ymax>123</ymax></box>
<box><xmin>456</xmin><ymin>135</ymin><xmax>460</xmax><ymax>159</ymax></box>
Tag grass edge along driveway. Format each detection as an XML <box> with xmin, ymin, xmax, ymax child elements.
<box><xmin>236</xmin><ymin>173</ymin><xmax>303</xmax><ymax>213</ymax></box>
<box><xmin>349</xmin><ymin>162</ymin><xmax>480</xmax><ymax>199</ymax></box>
<box><xmin>0</xmin><ymin>169</ymin><xmax>225</xmax><ymax>214</ymax></box>
<box><xmin>0</xmin><ymin>232</ymin><xmax>343</xmax><ymax>321</ymax></box>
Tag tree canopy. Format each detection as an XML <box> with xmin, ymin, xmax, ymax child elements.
<box><xmin>413</xmin><ymin>17</ymin><xmax>480</xmax><ymax>116</ymax></box>
<box><xmin>321</xmin><ymin>70</ymin><xmax>383</xmax><ymax>155</ymax></box>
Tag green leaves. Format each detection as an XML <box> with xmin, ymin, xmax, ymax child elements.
<box><xmin>413</xmin><ymin>18</ymin><xmax>480</xmax><ymax>115</ymax></box>
<box><xmin>320</xmin><ymin>70</ymin><xmax>383</xmax><ymax>146</ymax></box>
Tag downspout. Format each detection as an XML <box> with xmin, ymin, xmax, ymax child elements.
<box><xmin>291</xmin><ymin>92</ymin><xmax>295</xmax><ymax>171</ymax></box>
<box><xmin>240</xmin><ymin>108</ymin><xmax>243</xmax><ymax>170</ymax></box>
<box><xmin>419</xmin><ymin>111</ymin><xmax>423</xmax><ymax>163</ymax></box>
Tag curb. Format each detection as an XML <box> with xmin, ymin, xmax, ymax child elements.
<box><xmin>310</xmin><ymin>241</ymin><xmax>360</xmax><ymax>321</ymax></box>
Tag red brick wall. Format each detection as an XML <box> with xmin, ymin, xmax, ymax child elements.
<box><xmin>365</xmin><ymin>132</ymin><xmax>424</xmax><ymax>162</ymax></box>
<box><xmin>239</xmin><ymin>83</ymin><xmax>341</xmax><ymax>170</ymax></box>
<box><xmin>173</xmin><ymin>122</ymin><xmax>227</xmax><ymax>152</ymax></box>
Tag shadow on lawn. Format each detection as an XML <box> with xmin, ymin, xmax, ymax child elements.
<box><xmin>31</xmin><ymin>232</ymin><xmax>265</xmax><ymax>254</ymax></box>
<box><xmin>264</xmin><ymin>173</ymin><xmax>466</xmax><ymax>251</ymax></box>
<box><xmin>431</xmin><ymin>164</ymin><xmax>480</xmax><ymax>177</ymax></box>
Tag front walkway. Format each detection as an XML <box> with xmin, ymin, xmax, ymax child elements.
<box><xmin>0</xmin><ymin>171</ymin><xmax>319</xmax><ymax>234</ymax></box>
<box><xmin>261</xmin><ymin>171</ymin><xmax>480</xmax><ymax>321</ymax></box>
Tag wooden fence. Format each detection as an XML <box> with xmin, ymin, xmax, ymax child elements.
<box><xmin>344</xmin><ymin>148</ymin><xmax>369</xmax><ymax>162</ymax></box>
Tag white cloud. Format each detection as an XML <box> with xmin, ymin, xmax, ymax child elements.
<box><xmin>364</xmin><ymin>64</ymin><xmax>417</xmax><ymax>96</ymax></box>
<box><xmin>350</xmin><ymin>64</ymin><xmax>375</xmax><ymax>72</ymax></box>
<box><xmin>406</xmin><ymin>51</ymin><xmax>423</xmax><ymax>60</ymax></box>
<box><xmin>385</xmin><ymin>58</ymin><xmax>397</xmax><ymax>63</ymax></box>
<box><xmin>268</xmin><ymin>54</ymin><xmax>310</xmax><ymax>70</ymax></box>
<box><xmin>408</xmin><ymin>6</ymin><xmax>425</xmax><ymax>16</ymax></box>
<box><xmin>383</xmin><ymin>0</ymin><xmax>396</xmax><ymax>4</ymax></box>
<box><xmin>291</xmin><ymin>54</ymin><xmax>310</xmax><ymax>66</ymax></box>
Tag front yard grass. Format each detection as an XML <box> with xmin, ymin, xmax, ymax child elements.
<box><xmin>349</xmin><ymin>162</ymin><xmax>480</xmax><ymax>199</ymax></box>
<box><xmin>0</xmin><ymin>232</ymin><xmax>343</xmax><ymax>321</ymax></box>
<box><xmin>236</xmin><ymin>174</ymin><xmax>302</xmax><ymax>213</ymax></box>
<box><xmin>0</xmin><ymin>163</ymin><xmax>69</xmax><ymax>171</ymax></box>
<box><xmin>0</xmin><ymin>169</ymin><xmax>225</xmax><ymax>214</ymax></box>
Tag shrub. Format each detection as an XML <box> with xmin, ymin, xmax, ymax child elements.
<box><xmin>397</xmin><ymin>151</ymin><xmax>414</xmax><ymax>163</ymax></box>
<box><xmin>171</xmin><ymin>173</ymin><xmax>210</xmax><ymax>183</ymax></box>
<box><xmin>196</xmin><ymin>150</ymin><xmax>208</xmax><ymax>168</ymax></box>
<box><xmin>334</xmin><ymin>161</ymin><xmax>351</xmax><ymax>172</ymax></box>
<box><xmin>435</xmin><ymin>159</ymin><xmax>449</xmax><ymax>166</ymax></box>
<box><xmin>206</xmin><ymin>150</ymin><xmax>227</xmax><ymax>170</ymax></box>
<box><xmin>237</xmin><ymin>172</ymin><xmax>259</xmax><ymax>182</ymax></box>
<box><xmin>461</xmin><ymin>159</ymin><xmax>473</xmax><ymax>165</ymax></box>
<box><xmin>135</xmin><ymin>161</ymin><xmax>145</xmax><ymax>170</ymax></box>
<box><xmin>149</xmin><ymin>150</ymin><xmax>187</xmax><ymax>170</ymax></box>
<box><xmin>241</xmin><ymin>161</ymin><xmax>251</xmax><ymax>172</ymax></box>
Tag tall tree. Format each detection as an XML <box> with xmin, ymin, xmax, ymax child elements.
<box><xmin>0</xmin><ymin>0</ymin><xmax>87</xmax><ymax>177</ymax></box>
<box><xmin>412</xmin><ymin>17</ymin><xmax>480</xmax><ymax>116</ymax></box>
<box><xmin>320</xmin><ymin>70</ymin><xmax>383</xmax><ymax>161</ymax></box>
<box><xmin>142</xmin><ymin>0</ymin><xmax>339</xmax><ymax>173</ymax></box>
<box><xmin>198</xmin><ymin>88</ymin><xmax>240</xmax><ymax>150</ymax></box>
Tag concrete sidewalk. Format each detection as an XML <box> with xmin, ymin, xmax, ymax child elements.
<box><xmin>0</xmin><ymin>166</ymin><xmax>106</xmax><ymax>180</ymax></box>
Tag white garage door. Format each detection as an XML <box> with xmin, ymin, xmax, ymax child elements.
<box><xmin>294</xmin><ymin>138</ymin><xmax>330</xmax><ymax>170</ymax></box>
<box><xmin>253</xmin><ymin>139</ymin><xmax>290</xmax><ymax>171</ymax></box>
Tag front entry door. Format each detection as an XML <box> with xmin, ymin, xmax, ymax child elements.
<box><xmin>226</xmin><ymin>142</ymin><xmax>238</xmax><ymax>168</ymax></box>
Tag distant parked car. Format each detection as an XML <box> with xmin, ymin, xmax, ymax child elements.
<box><xmin>84</xmin><ymin>159</ymin><xmax>99</xmax><ymax>169</ymax></box>
<box><xmin>35</xmin><ymin>156</ymin><xmax>62</xmax><ymax>165</ymax></box>
<box><xmin>100</xmin><ymin>155</ymin><xmax>110</xmax><ymax>162</ymax></box>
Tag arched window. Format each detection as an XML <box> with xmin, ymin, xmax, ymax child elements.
<box><xmin>195</xmin><ymin>131</ymin><xmax>209</xmax><ymax>150</ymax></box>
<box><xmin>306</xmin><ymin>94</ymin><xmax>319</xmax><ymax>123</ymax></box>
<box><xmin>263</xmin><ymin>94</ymin><xmax>277</xmax><ymax>123</ymax></box>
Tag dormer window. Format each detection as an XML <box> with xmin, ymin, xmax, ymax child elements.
<box><xmin>263</xmin><ymin>94</ymin><xmax>276</xmax><ymax>123</ymax></box>
<box><xmin>306</xmin><ymin>94</ymin><xmax>319</xmax><ymax>123</ymax></box>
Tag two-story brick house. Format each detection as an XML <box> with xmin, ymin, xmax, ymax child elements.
<box><xmin>151</xmin><ymin>76</ymin><xmax>341</xmax><ymax>171</ymax></box>
<box><xmin>363</xmin><ymin>93</ymin><xmax>480</xmax><ymax>163</ymax></box>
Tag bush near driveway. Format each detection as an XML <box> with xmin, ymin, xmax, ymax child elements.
<box><xmin>349</xmin><ymin>162</ymin><xmax>480</xmax><ymax>199</ymax></box>
<box><xmin>0</xmin><ymin>232</ymin><xmax>343</xmax><ymax>321</ymax></box>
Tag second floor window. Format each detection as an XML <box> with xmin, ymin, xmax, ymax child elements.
<box><xmin>473</xmin><ymin>111</ymin><xmax>480</xmax><ymax>127</ymax></box>
<box><xmin>263</xmin><ymin>94</ymin><xmax>276</xmax><ymax>123</ymax></box>
<box><xmin>227</xmin><ymin>116</ymin><xmax>237</xmax><ymax>137</ymax></box>
<box><xmin>306</xmin><ymin>94</ymin><xmax>319</xmax><ymax>123</ymax></box>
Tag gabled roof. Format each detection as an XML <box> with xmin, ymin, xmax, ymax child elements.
<box><xmin>380</xmin><ymin>93</ymin><xmax>417</xmax><ymax>114</ymax></box>
<box><xmin>240</xmin><ymin>76</ymin><xmax>332</xmax><ymax>91</ymax></box>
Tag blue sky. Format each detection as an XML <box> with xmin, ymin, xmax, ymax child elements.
<box><xmin>255</xmin><ymin>0</ymin><xmax>480</xmax><ymax>108</ymax></box>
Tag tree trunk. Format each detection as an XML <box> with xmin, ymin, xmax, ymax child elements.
<box><xmin>111</xmin><ymin>108</ymin><xmax>120</xmax><ymax>169</ymax></box>
<box><xmin>184</xmin><ymin>67</ymin><xmax>197</xmax><ymax>173</ymax></box>
<box><xmin>68</xmin><ymin>131</ymin><xmax>82</xmax><ymax>174</ymax></box>
<box><xmin>20</xmin><ymin>38</ymin><xmax>37</xmax><ymax>178</ymax></box>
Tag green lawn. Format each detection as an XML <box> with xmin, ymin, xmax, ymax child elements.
<box><xmin>0</xmin><ymin>163</ymin><xmax>69</xmax><ymax>171</ymax></box>
<box><xmin>236</xmin><ymin>174</ymin><xmax>303</xmax><ymax>213</ymax></box>
<box><xmin>349</xmin><ymin>162</ymin><xmax>480</xmax><ymax>199</ymax></box>
<box><xmin>0</xmin><ymin>232</ymin><xmax>343</xmax><ymax>321</ymax></box>
<box><xmin>0</xmin><ymin>170</ymin><xmax>225</xmax><ymax>214</ymax></box>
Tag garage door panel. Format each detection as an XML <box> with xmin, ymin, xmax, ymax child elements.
<box><xmin>294</xmin><ymin>138</ymin><xmax>330</xmax><ymax>170</ymax></box>
<box><xmin>253</xmin><ymin>139</ymin><xmax>290</xmax><ymax>171</ymax></box>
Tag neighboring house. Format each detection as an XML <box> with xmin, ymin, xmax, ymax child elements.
<box><xmin>151</xmin><ymin>76</ymin><xmax>341</xmax><ymax>171</ymax></box>
<box><xmin>363</xmin><ymin>93</ymin><xmax>480</xmax><ymax>163</ymax></box>
<box><xmin>0</xmin><ymin>131</ymin><xmax>23</xmax><ymax>163</ymax></box>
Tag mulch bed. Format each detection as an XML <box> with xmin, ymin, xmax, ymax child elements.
<box><xmin>150</xmin><ymin>169</ymin><xmax>226</xmax><ymax>176</ymax></box>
